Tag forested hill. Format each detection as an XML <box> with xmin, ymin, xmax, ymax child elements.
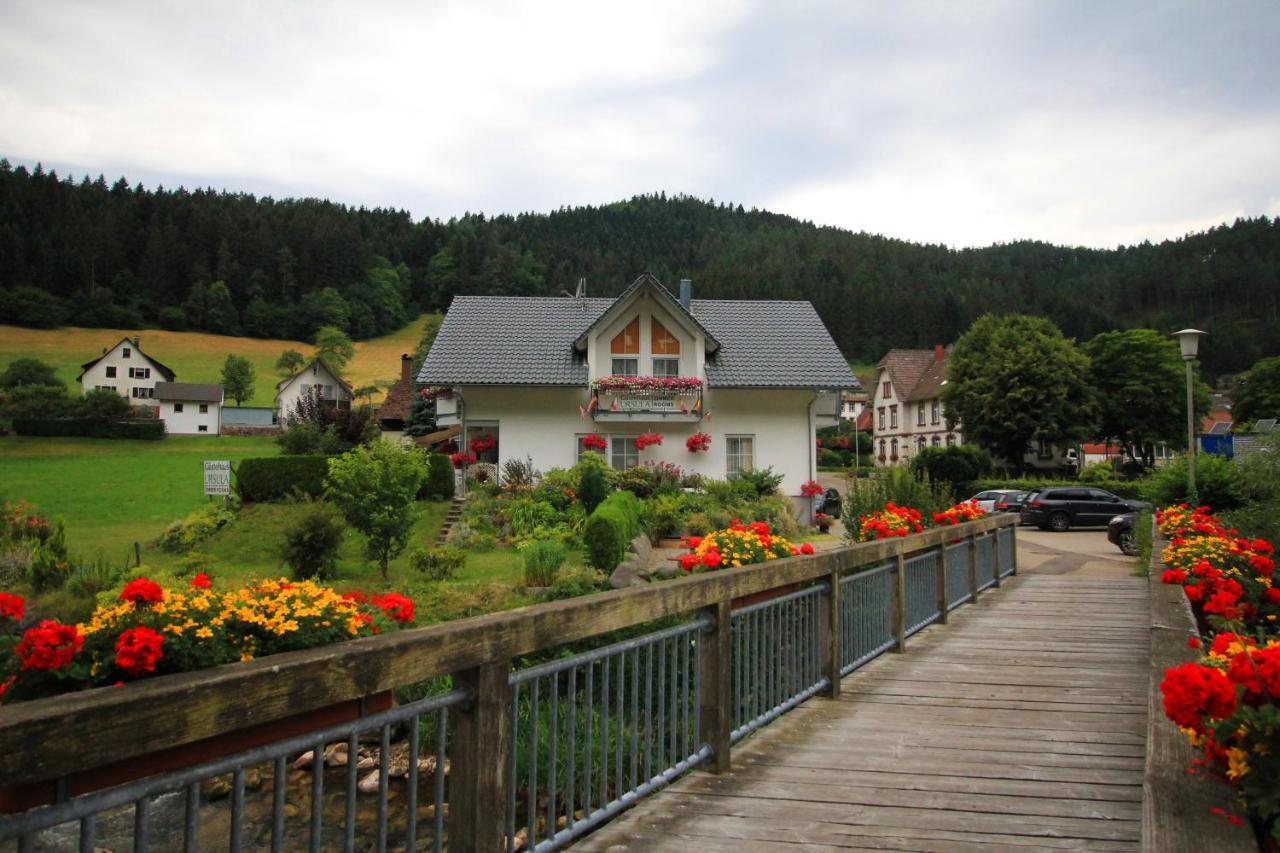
<box><xmin>1</xmin><ymin>159</ymin><xmax>1277</xmax><ymax>376</ymax></box>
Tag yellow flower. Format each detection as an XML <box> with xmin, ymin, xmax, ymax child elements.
<box><xmin>196</xmin><ymin>626</ymin><xmax>214</xmax><ymax>639</ymax></box>
<box><xmin>1227</xmin><ymin>748</ymin><xmax>1249</xmax><ymax>779</ymax></box>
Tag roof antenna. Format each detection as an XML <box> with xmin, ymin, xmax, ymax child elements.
<box><xmin>575</xmin><ymin>277</ymin><xmax>586</xmax><ymax>298</ymax></box>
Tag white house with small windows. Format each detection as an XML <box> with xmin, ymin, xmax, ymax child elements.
<box><xmin>275</xmin><ymin>358</ymin><xmax>354</xmax><ymax>420</ymax></box>
<box><xmin>77</xmin><ymin>337</ymin><xmax>176</xmax><ymax>404</ymax></box>
<box><xmin>419</xmin><ymin>274</ymin><xmax>857</xmax><ymax>499</ymax></box>
<box><xmin>872</xmin><ymin>346</ymin><xmax>960</xmax><ymax>466</ymax></box>
<box><xmin>154</xmin><ymin>382</ymin><xmax>224</xmax><ymax>435</ymax></box>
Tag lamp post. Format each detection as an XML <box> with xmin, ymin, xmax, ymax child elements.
<box><xmin>1172</xmin><ymin>329</ymin><xmax>1206</xmax><ymax>502</ymax></box>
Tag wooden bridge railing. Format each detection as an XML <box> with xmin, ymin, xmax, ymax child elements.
<box><xmin>0</xmin><ymin>514</ymin><xmax>1017</xmax><ymax>852</ymax></box>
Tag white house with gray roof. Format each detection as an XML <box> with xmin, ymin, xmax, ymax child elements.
<box><xmin>418</xmin><ymin>273</ymin><xmax>857</xmax><ymax>498</ymax></box>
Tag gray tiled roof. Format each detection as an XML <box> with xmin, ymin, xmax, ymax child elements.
<box><xmin>153</xmin><ymin>382</ymin><xmax>223</xmax><ymax>402</ymax></box>
<box><xmin>418</xmin><ymin>293</ymin><xmax>858</xmax><ymax>390</ymax></box>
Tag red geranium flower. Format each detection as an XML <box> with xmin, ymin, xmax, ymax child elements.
<box><xmin>679</xmin><ymin>554</ymin><xmax>698</xmax><ymax>571</ymax></box>
<box><xmin>800</xmin><ymin>543</ymin><xmax>815</xmax><ymax>555</ymax></box>
<box><xmin>115</xmin><ymin>626</ymin><xmax>165</xmax><ymax>677</ymax></box>
<box><xmin>190</xmin><ymin>573</ymin><xmax>213</xmax><ymax>589</ymax></box>
<box><xmin>119</xmin><ymin>577</ymin><xmax>164</xmax><ymax>605</ymax></box>
<box><xmin>372</xmin><ymin>592</ymin><xmax>415</xmax><ymax>624</ymax></box>
<box><xmin>1160</xmin><ymin>569</ymin><xmax>1187</xmax><ymax>585</ymax></box>
<box><xmin>15</xmin><ymin>620</ymin><xmax>82</xmax><ymax>671</ymax></box>
<box><xmin>701</xmin><ymin>550</ymin><xmax>722</xmax><ymax>568</ymax></box>
<box><xmin>0</xmin><ymin>592</ymin><xmax>24</xmax><ymax>622</ymax></box>
<box><xmin>1160</xmin><ymin>662</ymin><xmax>1238</xmax><ymax>731</ymax></box>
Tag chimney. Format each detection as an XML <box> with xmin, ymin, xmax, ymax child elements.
<box><xmin>132</xmin><ymin>336</ymin><xmax>141</xmax><ymax>348</ymax></box>
<box><xmin>679</xmin><ymin>279</ymin><xmax>692</xmax><ymax>310</ymax></box>
<box><xmin>934</xmin><ymin>344</ymin><xmax>945</xmax><ymax>362</ymax></box>
<box><xmin>401</xmin><ymin>353</ymin><xmax>413</xmax><ymax>382</ymax></box>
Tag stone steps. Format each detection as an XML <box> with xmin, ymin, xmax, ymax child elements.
<box><xmin>435</xmin><ymin>497</ymin><xmax>466</xmax><ymax>546</ymax></box>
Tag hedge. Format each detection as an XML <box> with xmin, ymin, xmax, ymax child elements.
<box><xmin>12</xmin><ymin>418</ymin><xmax>165</xmax><ymax>440</ymax></box>
<box><xmin>236</xmin><ymin>455</ymin><xmax>334</xmax><ymax>502</ymax></box>
<box><xmin>419</xmin><ymin>452</ymin><xmax>455</xmax><ymax>501</ymax></box>
<box><xmin>584</xmin><ymin>490</ymin><xmax>644</xmax><ymax>571</ymax></box>
<box><xmin>969</xmin><ymin>477</ymin><xmax>1145</xmax><ymax>499</ymax></box>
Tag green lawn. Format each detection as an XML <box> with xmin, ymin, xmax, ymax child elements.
<box><xmin>0</xmin><ymin>435</ymin><xmax>280</xmax><ymax>559</ymax></box>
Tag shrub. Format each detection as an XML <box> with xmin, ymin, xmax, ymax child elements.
<box><xmin>736</xmin><ymin>466</ymin><xmax>785</xmax><ymax>497</ymax></box>
<box><xmin>67</xmin><ymin>553</ymin><xmax>126</xmax><ymax>598</ymax></box>
<box><xmin>522</xmin><ymin>539</ymin><xmax>566</xmax><ymax>587</ymax></box>
<box><xmin>501</xmin><ymin>456</ymin><xmax>540</xmax><ymax>489</ymax></box>
<box><xmin>584</xmin><ymin>491</ymin><xmax>644</xmax><ymax>571</ymax></box>
<box><xmin>28</xmin><ymin>522</ymin><xmax>70</xmax><ymax>592</ymax></box>
<box><xmin>1140</xmin><ymin>453</ymin><xmax>1242</xmax><ymax>510</ymax></box>
<box><xmin>1077</xmin><ymin>459</ymin><xmax>1117</xmax><ymax>482</ymax></box>
<box><xmin>420</xmin><ymin>452</ymin><xmax>455</xmax><ymax>501</ymax></box>
<box><xmin>236</xmin><ymin>455</ymin><xmax>333</xmax><ymax>502</ymax></box>
<box><xmin>909</xmin><ymin>445</ymin><xmax>994</xmax><ymax>497</ymax></box>
<box><xmin>648</xmin><ymin>493</ymin><xmax>689</xmax><ymax>539</ymax></box>
<box><xmin>157</xmin><ymin>503</ymin><xmax>235</xmax><ymax>552</ymax></box>
<box><xmin>12</xmin><ymin>418</ymin><xmax>165</xmax><ymax>439</ymax></box>
<box><xmin>280</xmin><ymin>500</ymin><xmax>346</xmax><ymax>580</ymax></box>
<box><xmin>817</xmin><ymin>448</ymin><xmax>843</xmax><ymax>468</ymax></box>
<box><xmin>615</xmin><ymin>465</ymin><xmax>656</xmax><ymax>498</ymax></box>
<box><xmin>277</xmin><ymin>421</ymin><xmax>345</xmax><ymax>455</ymax></box>
<box><xmin>570</xmin><ymin>452</ymin><xmax>617</xmax><ymax>491</ymax></box>
<box><xmin>684</xmin><ymin>511</ymin><xmax>713</xmax><ymax>536</ymax></box>
<box><xmin>325</xmin><ymin>441</ymin><xmax>429</xmax><ymax>578</ymax></box>
<box><xmin>843</xmin><ymin>467</ymin><xmax>951</xmax><ymax>534</ymax></box>
<box><xmin>539</xmin><ymin>568</ymin><xmax>606</xmax><ymax>601</ymax></box>
<box><xmin>410</xmin><ymin>546</ymin><xmax>465</xmax><ymax>582</ymax></box>
<box><xmin>505</xmin><ymin>498</ymin><xmax>557</xmax><ymax>540</ymax></box>
<box><xmin>75</xmin><ymin>389</ymin><xmax>131</xmax><ymax>420</ymax></box>
<box><xmin>578</xmin><ymin>464</ymin><xmax>608</xmax><ymax>514</ymax></box>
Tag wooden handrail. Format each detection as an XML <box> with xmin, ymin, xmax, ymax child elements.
<box><xmin>0</xmin><ymin>515</ymin><xmax>1015</xmax><ymax>788</ymax></box>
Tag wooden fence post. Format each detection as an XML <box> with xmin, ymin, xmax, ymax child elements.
<box><xmin>935</xmin><ymin>544</ymin><xmax>949</xmax><ymax>624</ymax></box>
<box><xmin>892</xmin><ymin>549</ymin><xmax>907</xmax><ymax>652</ymax></box>
<box><xmin>699</xmin><ymin>599</ymin><xmax>733</xmax><ymax>773</ymax></box>
<box><xmin>821</xmin><ymin>568</ymin><xmax>842</xmax><ymax>698</ymax></box>
<box><xmin>450</xmin><ymin>660</ymin><xmax>510</xmax><ymax>853</ymax></box>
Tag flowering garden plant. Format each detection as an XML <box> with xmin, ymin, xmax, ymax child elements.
<box><xmin>799</xmin><ymin>479</ymin><xmax>824</xmax><ymax>498</ymax></box>
<box><xmin>580</xmin><ymin>433</ymin><xmax>608</xmax><ymax>452</ymax></box>
<box><xmin>932</xmin><ymin>500</ymin><xmax>987</xmax><ymax>526</ymax></box>
<box><xmin>0</xmin><ymin>577</ymin><xmax>415</xmax><ymax>705</ymax></box>
<box><xmin>634</xmin><ymin>433</ymin><xmax>664</xmax><ymax>451</ymax></box>
<box><xmin>854</xmin><ymin>502</ymin><xmax>924</xmax><ymax>541</ymax></box>
<box><xmin>677</xmin><ymin>520</ymin><xmax>812</xmax><ymax>572</ymax></box>
<box><xmin>468</xmin><ymin>435</ymin><xmax>496</xmax><ymax>455</ymax></box>
<box><xmin>590</xmin><ymin>375</ymin><xmax>702</xmax><ymax>394</ymax></box>
<box><xmin>450</xmin><ymin>451</ymin><xmax>477</xmax><ymax>469</ymax></box>
<box><xmin>686</xmin><ymin>432</ymin><xmax>712</xmax><ymax>453</ymax></box>
<box><xmin>1156</xmin><ymin>504</ymin><xmax>1280</xmax><ymax>840</ymax></box>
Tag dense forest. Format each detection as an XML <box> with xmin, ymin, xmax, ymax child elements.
<box><xmin>1</xmin><ymin>159</ymin><xmax>1277</xmax><ymax>376</ymax></box>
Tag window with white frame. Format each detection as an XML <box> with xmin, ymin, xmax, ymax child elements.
<box><xmin>917</xmin><ymin>405</ymin><xmax>925</xmax><ymax>426</ymax></box>
<box><xmin>890</xmin><ymin>405</ymin><xmax>898</xmax><ymax>429</ymax></box>
<box><xmin>878</xmin><ymin>407</ymin><xmax>885</xmax><ymax>430</ymax></box>
<box><xmin>882</xmin><ymin>380</ymin><xmax>891</xmax><ymax>398</ymax></box>
<box><xmin>652</xmin><ymin>358</ymin><xmax>679</xmax><ymax>378</ymax></box>
<box><xmin>726</xmin><ymin>435</ymin><xmax>755</xmax><ymax>477</ymax></box>
<box><xmin>199</xmin><ymin>404</ymin><xmax>209</xmax><ymax>414</ymax></box>
<box><xmin>931</xmin><ymin>400</ymin><xmax>940</xmax><ymax>424</ymax></box>
<box><xmin>611</xmin><ymin>358</ymin><xmax>639</xmax><ymax>377</ymax></box>
<box><xmin>610</xmin><ymin>436</ymin><xmax>638</xmax><ymax>470</ymax></box>
<box><xmin>131</xmin><ymin>387</ymin><xmax>152</xmax><ymax>399</ymax></box>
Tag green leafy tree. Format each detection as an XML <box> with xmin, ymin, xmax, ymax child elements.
<box><xmin>220</xmin><ymin>354</ymin><xmax>256</xmax><ymax>406</ymax></box>
<box><xmin>324</xmin><ymin>441</ymin><xmax>428</xmax><ymax>578</ymax></box>
<box><xmin>909</xmin><ymin>445</ymin><xmax>994</xmax><ymax>497</ymax></box>
<box><xmin>276</xmin><ymin>349</ymin><xmax>306</xmax><ymax>377</ymax></box>
<box><xmin>76</xmin><ymin>388</ymin><xmax>130</xmax><ymax>419</ymax></box>
<box><xmin>942</xmin><ymin>314</ymin><xmax>1096</xmax><ymax>473</ymax></box>
<box><xmin>0</xmin><ymin>358</ymin><xmax>62</xmax><ymax>389</ymax></box>
<box><xmin>314</xmin><ymin>326</ymin><xmax>355</xmax><ymax>375</ymax></box>
<box><xmin>1083</xmin><ymin>329</ymin><xmax>1210</xmax><ymax>467</ymax></box>
<box><xmin>1233</xmin><ymin>355</ymin><xmax>1280</xmax><ymax>423</ymax></box>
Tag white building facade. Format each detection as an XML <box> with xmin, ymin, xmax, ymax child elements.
<box><xmin>423</xmin><ymin>275</ymin><xmax>855</xmax><ymax>497</ymax></box>
<box><xmin>77</xmin><ymin>337</ymin><xmax>176</xmax><ymax>404</ymax></box>
<box><xmin>872</xmin><ymin>346</ymin><xmax>960</xmax><ymax>466</ymax></box>
<box><xmin>275</xmin><ymin>359</ymin><xmax>354</xmax><ymax>419</ymax></box>
<box><xmin>154</xmin><ymin>382</ymin><xmax>224</xmax><ymax>435</ymax></box>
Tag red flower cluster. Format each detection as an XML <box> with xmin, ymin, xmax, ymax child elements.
<box><xmin>686</xmin><ymin>432</ymin><xmax>712</xmax><ymax>453</ymax></box>
<box><xmin>15</xmin><ymin>621</ymin><xmax>82</xmax><ymax>671</ymax></box>
<box><xmin>114</xmin><ymin>626</ymin><xmax>164</xmax><ymax>677</ymax></box>
<box><xmin>190</xmin><ymin>573</ymin><xmax>213</xmax><ymax>589</ymax></box>
<box><xmin>855</xmin><ymin>503</ymin><xmax>924</xmax><ymax>541</ymax></box>
<box><xmin>450</xmin><ymin>451</ymin><xmax>477</xmax><ymax>469</ymax></box>
<box><xmin>799</xmin><ymin>480</ymin><xmax>824</xmax><ymax>498</ymax></box>
<box><xmin>634</xmin><ymin>433</ymin><xmax>664</xmax><ymax>451</ymax></box>
<box><xmin>1161</xmin><ymin>662</ymin><xmax>1238</xmax><ymax>731</ymax></box>
<box><xmin>0</xmin><ymin>592</ymin><xmax>24</xmax><ymax>622</ymax></box>
<box><xmin>469</xmin><ymin>436</ymin><xmax>496</xmax><ymax>455</ymax></box>
<box><xmin>580</xmin><ymin>433</ymin><xmax>608</xmax><ymax>452</ymax></box>
<box><xmin>1159</xmin><ymin>508</ymin><xmax>1277</xmax><ymax>630</ymax></box>
<box><xmin>372</xmin><ymin>592</ymin><xmax>414</xmax><ymax>624</ymax></box>
<box><xmin>932</xmin><ymin>500</ymin><xmax>987</xmax><ymax>526</ymax></box>
<box><xmin>119</xmin><ymin>577</ymin><xmax>164</xmax><ymax>605</ymax></box>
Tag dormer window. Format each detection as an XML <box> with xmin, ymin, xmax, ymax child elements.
<box><xmin>611</xmin><ymin>358</ymin><xmax>639</xmax><ymax>376</ymax></box>
<box><xmin>610</xmin><ymin>317</ymin><xmax>640</xmax><ymax>355</ymax></box>
<box><xmin>122</xmin><ymin>347</ymin><xmax>131</xmax><ymax>358</ymax></box>
<box><xmin>651</xmin><ymin>319</ymin><xmax>680</xmax><ymax>354</ymax></box>
<box><xmin>882</xmin><ymin>380</ymin><xmax>891</xmax><ymax>398</ymax></box>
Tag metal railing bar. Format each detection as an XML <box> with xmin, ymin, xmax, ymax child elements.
<box><xmin>309</xmin><ymin>737</ymin><xmax>323</xmax><ymax>853</ymax></box>
<box><xmin>730</xmin><ymin>678</ymin><xmax>831</xmax><ymax>743</ymax></box>
<box><xmin>433</xmin><ymin>709</ymin><xmax>446</xmax><ymax>853</ymax></box>
<box><xmin>77</xmin><ymin>814</ymin><xmax>94</xmax><ymax>853</ymax></box>
<box><xmin>506</xmin><ymin>682</ymin><xmax>519</xmax><ymax>853</ymax></box>
<box><xmin>839</xmin><ymin>560</ymin><xmax>896</xmax><ymax>584</ymax></box>
<box><xmin>376</xmin><ymin>723</ymin><xmax>390</xmax><ymax>853</ymax></box>
<box><xmin>527</xmin><ymin>676</ymin><xmax>539</xmax><ymax>849</ymax></box>
<box><xmin>730</xmin><ymin>581</ymin><xmax>827</xmax><ymax>617</ymax></box>
<box><xmin>344</xmin><ymin>730</ymin><xmax>358</xmax><ymax>853</ymax></box>
<box><xmin>547</xmin><ymin>673</ymin><xmax>559</xmax><ymax>844</ymax></box>
<box><xmin>405</xmin><ymin>716</ymin><xmax>419</xmax><ymax>853</ymax></box>
<box><xmin>183</xmin><ymin>781</ymin><xmax>198</xmax><ymax>853</ymax></box>
<box><xmin>270</xmin><ymin>755</ymin><xmax>285</xmax><ymax>853</ymax></box>
<box><xmin>230</xmin><ymin>767</ymin><xmax>244</xmax><ymax>853</ymax></box>
<box><xmin>133</xmin><ymin>796</ymin><xmax>149</xmax><ymax>853</ymax></box>
<box><xmin>509</xmin><ymin>618</ymin><xmax>709</xmax><ymax>686</ymax></box>
<box><xmin>840</xmin><ymin>638</ymin><xmax>897</xmax><ymax>676</ymax></box>
<box><xmin>566</xmin><ymin>664</ymin><xmax>577</xmax><ymax>835</ymax></box>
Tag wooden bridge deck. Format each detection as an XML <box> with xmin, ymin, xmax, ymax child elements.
<box><xmin>574</xmin><ymin>564</ymin><xmax>1150</xmax><ymax>851</ymax></box>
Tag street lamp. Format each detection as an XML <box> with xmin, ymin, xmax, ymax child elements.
<box><xmin>1172</xmin><ymin>328</ymin><xmax>1206</xmax><ymax>501</ymax></box>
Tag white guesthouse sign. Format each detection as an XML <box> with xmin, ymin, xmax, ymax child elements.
<box><xmin>203</xmin><ymin>460</ymin><xmax>231</xmax><ymax>496</ymax></box>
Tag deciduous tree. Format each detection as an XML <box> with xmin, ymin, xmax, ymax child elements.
<box><xmin>276</xmin><ymin>349</ymin><xmax>305</xmax><ymax>377</ymax></box>
<box><xmin>325</xmin><ymin>441</ymin><xmax>428</xmax><ymax>578</ymax></box>
<box><xmin>1233</xmin><ymin>355</ymin><xmax>1280</xmax><ymax>423</ymax></box>
<box><xmin>314</xmin><ymin>326</ymin><xmax>354</xmax><ymax>375</ymax></box>
<box><xmin>220</xmin><ymin>354</ymin><xmax>256</xmax><ymax>406</ymax></box>
<box><xmin>0</xmin><ymin>358</ymin><xmax>62</xmax><ymax>389</ymax></box>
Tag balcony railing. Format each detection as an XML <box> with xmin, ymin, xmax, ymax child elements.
<box><xmin>590</xmin><ymin>376</ymin><xmax>704</xmax><ymax>422</ymax></box>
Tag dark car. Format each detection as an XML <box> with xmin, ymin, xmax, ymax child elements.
<box><xmin>815</xmin><ymin>488</ymin><xmax>842</xmax><ymax>519</ymax></box>
<box><xmin>1020</xmin><ymin>487</ymin><xmax>1145</xmax><ymax>531</ymax></box>
<box><xmin>1107</xmin><ymin>513</ymin><xmax>1139</xmax><ymax>556</ymax></box>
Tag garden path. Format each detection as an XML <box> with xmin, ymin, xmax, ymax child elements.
<box><xmin>573</xmin><ymin>537</ymin><xmax>1149</xmax><ymax>851</ymax></box>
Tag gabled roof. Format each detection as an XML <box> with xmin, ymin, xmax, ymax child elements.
<box><xmin>153</xmin><ymin>382</ymin><xmax>223</xmax><ymax>403</ymax></box>
<box><xmin>378</xmin><ymin>374</ymin><xmax>417</xmax><ymax>423</ymax></box>
<box><xmin>276</xmin><ymin>359</ymin><xmax>354</xmax><ymax>394</ymax></box>
<box><xmin>572</xmin><ymin>273</ymin><xmax>719</xmax><ymax>354</ymax></box>
<box><xmin>77</xmin><ymin>337</ymin><xmax>177</xmax><ymax>382</ymax></box>
<box><xmin>418</xmin><ymin>277</ymin><xmax>858</xmax><ymax>390</ymax></box>
<box><xmin>876</xmin><ymin>347</ymin><xmax>951</xmax><ymax>402</ymax></box>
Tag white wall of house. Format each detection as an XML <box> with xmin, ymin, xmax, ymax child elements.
<box><xmin>456</xmin><ymin>385</ymin><xmax>819</xmax><ymax>495</ymax></box>
<box><xmin>79</xmin><ymin>340</ymin><xmax>167</xmax><ymax>403</ymax></box>
<box><xmin>276</xmin><ymin>361</ymin><xmax>351</xmax><ymax>418</ymax></box>
<box><xmin>158</xmin><ymin>400</ymin><xmax>222</xmax><ymax>435</ymax></box>
<box><xmin>870</xmin><ymin>366</ymin><xmax>961</xmax><ymax>466</ymax></box>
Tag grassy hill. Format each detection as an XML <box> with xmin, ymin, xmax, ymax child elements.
<box><xmin>0</xmin><ymin>314</ymin><xmax>437</xmax><ymax>408</ymax></box>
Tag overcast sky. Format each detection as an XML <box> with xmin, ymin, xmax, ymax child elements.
<box><xmin>1</xmin><ymin>1</ymin><xmax>1277</xmax><ymax>249</ymax></box>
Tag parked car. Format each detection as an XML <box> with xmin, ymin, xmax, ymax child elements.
<box><xmin>1020</xmin><ymin>487</ymin><xmax>1146</xmax><ymax>531</ymax></box>
<box><xmin>968</xmin><ymin>489</ymin><xmax>1029</xmax><ymax>514</ymax></box>
<box><xmin>1107</xmin><ymin>513</ymin><xmax>1139</xmax><ymax>556</ymax></box>
<box><xmin>815</xmin><ymin>488</ymin><xmax>842</xmax><ymax>518</ymax></box>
